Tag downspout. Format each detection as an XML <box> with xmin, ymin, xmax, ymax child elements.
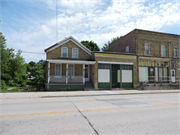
<box><xmin>169</xmin><ymin>40</ymin><xmax>171</xmax><ymax>83</ymax></box>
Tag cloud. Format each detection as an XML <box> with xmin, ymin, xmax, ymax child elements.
<box><xmin>2</xmin><ymin>0</ymin><xmax>180</xmax><ymax>62</ymax></box>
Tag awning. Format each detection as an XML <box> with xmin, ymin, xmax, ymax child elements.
<box><xmin>47</xmin><ymin>59</ymin><xmax>96</xmax><ymax>64</ymax></box>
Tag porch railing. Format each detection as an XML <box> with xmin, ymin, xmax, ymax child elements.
<box><xmin>50</xmin><ymin>76</ymin><xmax>66</xmax><ymax>83</ymax></box>
<box><xmin>49</xmin><ymin>75</ymin><xmax>83</xmax><ymax>83</ymax></box>
<box><xmin>68</xmin><ymin>76</ymin><xmax>83</xmax><ymax>83</ymax></box>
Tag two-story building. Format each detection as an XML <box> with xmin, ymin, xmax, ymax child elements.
<box><xmin>44</xmin><ymin>36</ymin><xmax>138</xmax><ymax>90</ymax></box>
<box><xmin>109</xmin><ymin>29</ymin><xmax>180</xmax><ymax>89</ymax></box>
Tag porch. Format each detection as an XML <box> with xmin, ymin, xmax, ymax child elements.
<box><xmin>46</xmin><ymin>59</ymin><xmax>96</xmax><ymax>90</ymax></box>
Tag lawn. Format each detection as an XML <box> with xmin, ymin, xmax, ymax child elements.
<box><xmin>1</xmin><ymin>87</ymin><xmax>45</xmax><ymax>93</ymax></box>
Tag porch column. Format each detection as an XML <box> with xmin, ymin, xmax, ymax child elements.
<box><xmin>66</xmin><ymin>64</ymin><xmax>68</xmax><ymax>84</ymax></box>
<box><xmin>83</xmin><ymin>64</ymin><xmax>85</xmax><ymax>84</ymax></box>
<box><xmin>48</xmin><ymin>62</ymin><xmax>50</xmax><ymax>83</ymax></box>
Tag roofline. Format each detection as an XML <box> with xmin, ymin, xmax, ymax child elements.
<box><xmin>134</xmin><ymin>28</ymin><xmax>180</xmax><ymax>36</ymax></box>
<box><xmin>44</xmin><ymin>36</ymin><xmax>91</xmax><ymax>55</ymax></box>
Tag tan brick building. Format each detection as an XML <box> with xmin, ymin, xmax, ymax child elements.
<box><xmin>109</xmin><ymin>29</ymin><xmax>180</xmax><ymax>88</ymax></box>
<box><xmin>44</xmin><ymin>36</ymin><xmax>137</xmax><ymax>90</ymax></box>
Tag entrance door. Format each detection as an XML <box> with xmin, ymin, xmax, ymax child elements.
<box><xmin>148</xmin><ymin>67</ymin><xmax>155</xmax><ymax>83</ymax></box>
<box><xmin>85</xmin><ymin>65</ymin><xmax>89</xmax><ymax>82</ymax></box>
<box><xmin>171</xmin><ymin>69</ymin><xmax>175</xmax><ymax>83</ymax></box>
<box><xmin>111</xmin><ymin>65</ymin><xmax>120</xmax><ymax>88</ymax></box>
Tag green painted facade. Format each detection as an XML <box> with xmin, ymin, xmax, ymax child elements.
<box><xmin>49</xmin><ymin>85</ymin><xmax>84</xmax><ymax>91</ymax></box>
<box><xmin>98</xmin><ymin>83</ymin><xmax>110</xmax><ymax>88</ymax></box>
<box><xmin>122</xmin><ymin>83</ymin><xmax>133</xmax><ymax>88</ymax></box>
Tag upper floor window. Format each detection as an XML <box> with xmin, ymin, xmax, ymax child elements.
<box><xmin>174</xmin><ymin>47</ymin><xmax>178</xmax><ymax>57</ymax></box>
<box><xmin>126</xmin><ymin>46</ymin><xmax>129</xmax><ymax>53</ymax></box>
<box><xmin>61</xmin><ymin>47</ymin><xmax>68</xmax><ymax>58</ymax></box>
<box><xmin>145</xmin><ymin>43</ymin><xmax>150</xmax><ymax>55</ymax></box>
<box><xmin>72</xmin><ymin>48</ymin><xmax>78</xmax><ymax>58</ymax></box>
<box><xmin>55</xmin><ymin>64</ymin><xmax>61</xmax><ymax>76</ymax></box>
<box><xmin>161</xmin><ymin>45</ymin><xmax>166</xmax><ymax>57</ymax></box>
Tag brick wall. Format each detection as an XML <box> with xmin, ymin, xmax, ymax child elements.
<box><xmin>93</xmin><ymin>53</ymin><xmax>138</xmax><ymax>90</ymax></box>
<box><xmin>109</xmin><ymin>29</ymin><xmax>136</xmax><ymax>53</ymax></box>
<box><xmin>47</xmin><ymin>41</ymin><xmax>91</xmax><ymax>60</ymax></box>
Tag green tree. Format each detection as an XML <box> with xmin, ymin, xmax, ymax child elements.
<box><xmin>27</xmin><ymin>60</ymin><xmax>46</xmax><ymax>87</ymax></box>
<box><xmin>102</xmin><ymin>36</ymin><xmax>123</xmax><ymax>51</ymax></box>
<box><xmin>81</xmin><ymin>40</ymin><xmax>100</xmax><ymax>51</ymax></box>
<box><xmin>7</xmin><ymin>49</ymin><xmax>27</xmax><ymax>86</ymax></box>
<box><xmin>0</xmin><ymin>32</ymin><xmax>11</xmax><ymax>83</ymax></box>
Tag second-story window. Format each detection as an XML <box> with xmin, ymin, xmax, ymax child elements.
<box><xmin>145</xmin><ymin>43</ymin><xmax>150</xmax><ymax>55</ymax></box>
<box><xmin>126</xmin><ymin>46</ymin><xmax>129</xmax><ymax>53</ymax></box>
<box><xmin>61</xmin><ymin>47</ymin><xmax>68</xmax><ymax>58</ymax></box>
<box><xmin>174</xmin><ymin>47</ymin><xmax>178</xmax><ymax>57</ymax></box>
<box><xmin>161</xmin><ymin>45</ymin><xmax>166</xmax><ymax>57</ymax></box>
<box><xmin>72</xmin><ymin>48</ymin><xmax>78</xmax><ymax>58</ymax></box>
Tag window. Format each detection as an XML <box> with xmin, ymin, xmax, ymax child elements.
<box><xmin>61</xmin><ymin>47</ymin><xmax>68</xmax><ymax>58</ymax></box>
<box><xmin>72</xmin><ymin>48</ymin><xmax>78</xmax><ymax>58</ymax></box>
<box><xmin>161</xmin><ymin>45</ymin><xmax>166</xmax><ymax>57</ymax></box>
<box><xmin>174</xmin><ymin>47</ymin><xmax>178</xmax><ymax>57</ymax></box>
<box><xmin>98</xmin><ymin>64</ymin><xmax>110</xmax><ymax>69</ymax></box>
<box><xmin>145</xmin><ymin>44</ymin><xmax>150</xmax><ymax>55</ymax></box>
<box><xmin>55</xmin><ymin>64</ymin><xmax>61</xmax><ymax>76</ymax></box>
<box><xmin>126</xmin><ymin>46</ymin><xmax>129</xmax><ymax>53</ymax></box>
<box><xmin>69</xmin><ymin>64</ymin><xmax>74</xmax><ymax>76</ymax></box>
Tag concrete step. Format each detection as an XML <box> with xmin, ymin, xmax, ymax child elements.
<box><xmin>84</xmin><ymin>82</ymin><xmax>94</xmax><ymax>91</ymax></box>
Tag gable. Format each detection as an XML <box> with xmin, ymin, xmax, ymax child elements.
<box><xmin>46</xmin><ymin>41</ymin><xmax>91</xmax><ymax>59</ymax></box>
<box><xmin>45</xmin><ymin>36</ymin><xmax>91</xmax><ymax>55</ymax></box>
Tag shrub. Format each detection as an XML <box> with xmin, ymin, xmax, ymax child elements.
<box><xmin>1</xmin><ymin>80</ymin><xmax>6</xmax><ymax>89</ymax></box>
<box><xmin>21</xmin><ymin>82</ymin><xmax>27</xmax><ymax>87</ymax></box>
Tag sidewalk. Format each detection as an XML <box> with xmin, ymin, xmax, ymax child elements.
<box><xmin>0</xmin><ymin>90</ymin><xmax>180</xmax><ymax>99</ymax></box>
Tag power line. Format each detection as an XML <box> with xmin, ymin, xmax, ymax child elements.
<box><xmin>138</xmin><ymin>0</ymin><xmax>147</xmax><ymax>28</ymax></box>
<box><xmin>13</xmin><ymin>51</ymin><xmax>45</xmax><ymax>54</ymax></box>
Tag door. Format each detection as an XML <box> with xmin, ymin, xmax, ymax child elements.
<box><xmin>171</xmin><ymin>69</ymin><xmax>175</xmax><ymax>83</ymax></box>
<box><xmin>148</xmin><ymin>67</ymin><xmax>155</xmax><ymax>83</ymax></box>
<box><xmin>85</xmin><ymin>65</ymin><xmax>89</xmax><ymax>82</ymax></box>
<box><xmin>111</xmin><ymin>65</ymin><xmax>120</xmax><ymax>88</ymax></box>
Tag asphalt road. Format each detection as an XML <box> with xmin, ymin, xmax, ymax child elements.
<box><xmin>0</xmin><ymin>93</ymin><xmax>180</xmax><ymax>135</ymax></box>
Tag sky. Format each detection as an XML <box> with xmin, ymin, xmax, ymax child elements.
<box><xmin>1</xmin><ymin>0</ymin><xmax>180</xmax><ymax>62</ymax></box>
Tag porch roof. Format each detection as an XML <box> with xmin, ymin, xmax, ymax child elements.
<box><xmin>47</xmin><ymin>59</ymin><xmax>96</xmax><ymax>64</ymax></box>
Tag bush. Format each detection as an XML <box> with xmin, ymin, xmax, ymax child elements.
<box><xmin>1</xmin><ymin>80</ymin><xmax>6</xmax><ymax>89</ymax></box>
<box><xmin>8</xmin><ymin>80</ymin><xmax>15</xmax><ymax>86</ymax></box>
<box><xmin>21</xmin><ymin>82</ymin><xmax>26</xmax><ymax>87</ymax></box>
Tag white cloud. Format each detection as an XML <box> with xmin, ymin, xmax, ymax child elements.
<box><xmin>3</xmin><ymin>0</ymin><xmax>180</xmax><ymax>62</ymax></box>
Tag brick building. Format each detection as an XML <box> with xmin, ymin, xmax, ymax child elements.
<box><xmin>44</xmin><ymin>36</ymin><xmax>137</xmax><ymax>90</ymax></box>
<box><xmin>109</xmin><ymin>29</ymin><xmax>180</xmax><ymax>89</ymax></box>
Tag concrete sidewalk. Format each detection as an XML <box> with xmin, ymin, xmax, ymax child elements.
<box><xmin>0</xmin><ymin>90</ymin><xmax>180</xmax><ymax>99</ymax></box>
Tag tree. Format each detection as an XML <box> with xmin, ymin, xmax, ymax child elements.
<box><xmin>81</xmin><ymin>40</ymin><xmax>100</xmax><ymax>51</ymax></box>
<box><xmin>0</xmin><ymin>32</ymin><xmax>10</xmax><ymax>83</ymax></box>
<box><xmin>0</xmin><ymin>32</ymin><xmax>27</xmax><ymax>87</ymax></box>
<box><xmin>27</xmin><ymin>60</ymin><xmax>46</xmax><ymax>87</ymax></box>
<box><xmin>7</xmin><ymin>49</ymin><xmax>27</xmax><ymax>86</ymax></box>
<box><xmin>101</xmin><ymin>36</ymin><xmax>123</xmax><ymax>51</ymax></box>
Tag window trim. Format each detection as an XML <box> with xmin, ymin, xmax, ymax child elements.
<box><xmin>174</xmin><ymin>47</ymin><xmax>178</xmax><ymax>58</ymax></box>
<box><xmin>61</xmin><ymin>47</ymin><xmax>68</xmax><ymax>58</ymax></box>
<box><xmin>161</xmin><ymin>45</ymin><xmax>166</xmax><ymax>57</ymax></box>
<box><xmin>145</xmin><ymin>43</ymin><xmax>150</xmax><ymax>56</ymax></box>
<box><xmin>68</xmin><ymin>64</ymin><xmax>75</xmax><ymax>77</ymax></box>
<box><xmin>72</xmin><ymin>48</ymin><xmax>79</xmax><ymax>58</ymax></box>
<box><xmin>125</xmin><ymin>46</ymin><xmax>129</xmax><ymax>53</ymax></box>
<box><xmin>55</xmin><ymin>63</ymin><xmax>62</xmax><ymax>77</ymax></box>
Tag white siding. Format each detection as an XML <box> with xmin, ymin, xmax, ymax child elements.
<box><xmin>98</xmin><ymin>69</ymin><xmax>110</xmax><ymax>82</ymax></box>
<box><xmin>122</xmin><ymin>70</ymin><xmax>132</xmax><ymax>82</ymax></box>
<box><xmin>139</xmin><ymin>67</ymin><xmax>148</xmax><ymax>82</ymax></box>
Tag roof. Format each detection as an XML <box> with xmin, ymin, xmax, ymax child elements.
<box><xmin>44</xmin><ymin>36</ymin><xmax>92</xmax><ymax>55</ymax></box>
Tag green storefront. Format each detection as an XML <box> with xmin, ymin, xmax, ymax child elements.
<box><xmin>98</xmin><ymin>62</ymin><xmax>134</xmax><ymax>89</ymax></box>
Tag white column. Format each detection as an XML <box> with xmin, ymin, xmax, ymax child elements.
<box><xmin>48</xmin><ymin>62</ymin><xmax>50</xmax><ymax>83</ymax></box>
<box><xmin>83</xmin><ymin>64</ymin><xmax>85</xmax><ymax>84</ymax></box>
<box><xmin>66</xmin><ymin>64</ymin><xmax>68</xmax><ymax>84</ymax></box>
